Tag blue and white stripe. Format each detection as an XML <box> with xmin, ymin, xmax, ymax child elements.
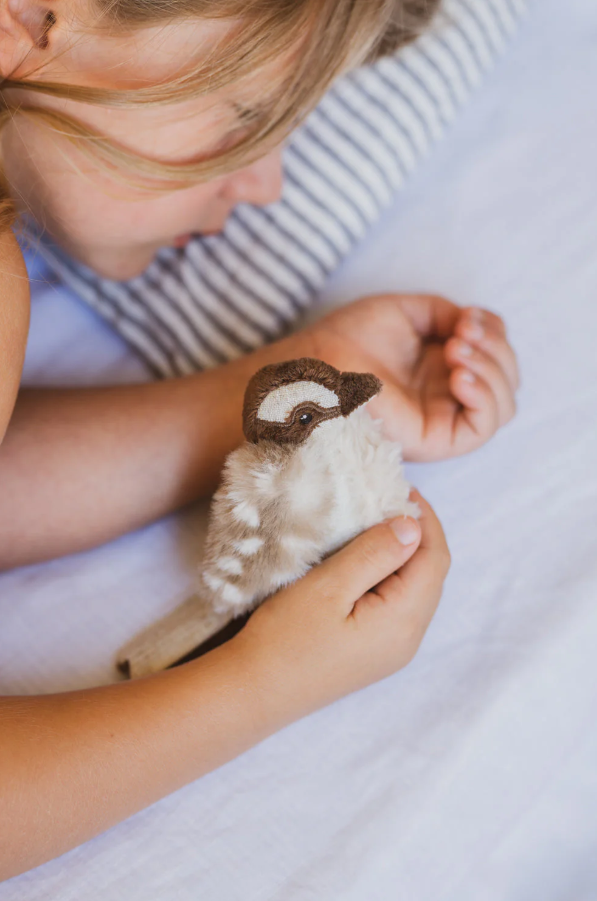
<box><xmin>34</xmin><ymin>0</ymin><xmax>530</xmax><ymax>378</ymax></box>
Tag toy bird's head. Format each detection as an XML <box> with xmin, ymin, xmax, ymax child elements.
<box><xmin>243</xmin><ymin>358</ymin><xmax>382</xmax><ymax>446</ymax></box>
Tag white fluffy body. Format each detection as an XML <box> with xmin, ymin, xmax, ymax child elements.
<box><xmin>200</xmin><ymin>406</ymin><xmax>418</xmax><ymax>618</ymax></box>
<box><xmin>286</xmin><ymin>408</ymin><xmax>417</xmax><ymax>553</ymax></box>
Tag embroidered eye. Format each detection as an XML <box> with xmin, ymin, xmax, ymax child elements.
<box><xmin>299</xmin><ymin>412</ymin><xmax>313</xmax><ymax>426</ymax></box>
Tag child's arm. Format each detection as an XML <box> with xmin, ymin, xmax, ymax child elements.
<box><xmin>0</xmin><ymin>294</ymin><xmax>516</xmax><ymax>570</ymax></box>
<box><xmin>0</xmin><ymin>230</ymin><xmax>29</xmax><ymax>443</ymax></box>
<box><xmin>0</xmin><ymin>495</ymin><xmax>449</xmax><ymax>882</ymax></box>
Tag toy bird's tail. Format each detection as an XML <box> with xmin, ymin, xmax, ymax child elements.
<box><xmin>117</xmin><ymin>596</ymin><xmax>234</xmax><ymax>679</ymax></box>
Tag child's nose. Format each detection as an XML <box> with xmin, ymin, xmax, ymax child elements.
<box><xmin>221</xmin><ymin>148</ymin><xmax>284</xmax><ymax>207</ymax></box>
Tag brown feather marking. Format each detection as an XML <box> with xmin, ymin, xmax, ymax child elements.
<box><xmin>243</xmin><ymin>358</ymin><xmax>383</xmax><ymax>445</ymax></box>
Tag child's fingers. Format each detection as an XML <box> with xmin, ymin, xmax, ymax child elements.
<box><xmin>305</xmin><ymin>517</ymin><xmax>422</xmax><ymax>616</ymax></box>
<box><xmin>352</xmin><ymin>493</ymin><xmax>450</xmax><ymax>639</ymax></box>
<box><xmin>463</xmin><ymin>306</ymin><xmax>507</xmax><ymax>336</ymax></box>
<box><xmin>403</xmin><ymin>490</ymin><xmax>448</xmax><ymax>560</ymax></box>
<box><xmin>448</xmin><ymin>366</ymin><xmax>500</xmax><ymax>444</ymax></box>
<box><xmin>456</xmin><ymin>310</ymin><xmax>520</xmax><ymax>392</ymax></box>
<box><xmin>374</xmin><ymin>492</ymin><xmax>449</xmax><ymax>595</ymax></box>
<box><xmin>445</xmin><ymin>338</ymin><xmax>517</xmax><ymax>425</ymax></box>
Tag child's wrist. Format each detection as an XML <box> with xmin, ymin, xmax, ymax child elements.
<box><xmin>226</xmin><ymin>623</ymin><xmax>322</xmax><ymax>736</ymax></box>
<box><xmin>179</xmin><ymin>634</ymin><xmax>292</xmax><ymax>752</ymax></box>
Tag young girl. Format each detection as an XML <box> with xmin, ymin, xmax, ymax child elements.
<box><xmin>0</xmin><ymin>0</ymin><xmax>519</xmax><ymax>880</ymax></box>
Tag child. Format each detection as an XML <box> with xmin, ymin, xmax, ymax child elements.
<box><xmin>0</xmin><ymin>0</ymin><xmax>518</xmax><ymax>879</ymax></box>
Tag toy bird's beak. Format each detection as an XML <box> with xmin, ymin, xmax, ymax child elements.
<box><xmin>338</xmin><ymin>371</ymin><xmax>383</xmax><ymax>416</ymax></box>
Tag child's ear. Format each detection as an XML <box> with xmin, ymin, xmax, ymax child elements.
<box><xmin>0</xmin><ymin>0</ymin><xmax>55</xmax><ymax>77</ymax></box>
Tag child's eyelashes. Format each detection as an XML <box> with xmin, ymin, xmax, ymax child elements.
<box><xmin>207</xmin><ymin>103</ymin><xmax>266</xmax><ymax>157</ymax></box>
<box><xmin>233</xmin><ymin>102</ymin><xmax>264</xmax><ymax>125</ymax></box>
<box><xmin>39</xmin><ymin>11</ymin><xmax>56</xmax><ymax>49</ymax></box>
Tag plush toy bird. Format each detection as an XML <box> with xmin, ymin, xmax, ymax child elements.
<box><xmin>200</xmin><ymin>357</ymin><xmax>418</xmax><ymax>618</ymax></box>
<box><xmin>118</xmin><ymin>357</ymin><xmax>417</xmax><ymax>678</ymax></box>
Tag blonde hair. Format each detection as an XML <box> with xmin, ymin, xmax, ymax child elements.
<box><xmin>0</xmin><ymin>0</ymin><xmax>440</xmax><ymax>231</ymax></box>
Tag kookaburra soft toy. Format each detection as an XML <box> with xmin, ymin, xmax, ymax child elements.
<box><xmin>118</xmin><ymin>358</ymin><xmax>418</xmax><ymax>678</ymax></box>
<box><xmin>201</xmin><ymin>358</ymin><xmax>418</xmax><ymax>618</ymax></box>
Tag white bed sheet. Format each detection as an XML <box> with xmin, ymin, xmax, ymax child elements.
<box><xmin>2</xmin><ymin>0</ymin><xmax>597</xmax><ymax>896</ymax></box>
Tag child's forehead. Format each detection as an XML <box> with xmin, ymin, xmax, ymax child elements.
<box><xmin>33</xmin><ymin>14</ymin><xmax>287</xmax><ymax>163</ymax></box>
<box><xmin>51</xmin><ymin>15</ymin><xmax>235</xmax><ymax>91</ymax></box>
<box><xmin>45</xmin><ymin>8</ymin><xmax>296</xmax><ymax>97</ymax></box>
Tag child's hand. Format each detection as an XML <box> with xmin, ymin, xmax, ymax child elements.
<box><xmin>234</xmin><ymin>491</ymin><xmax>450</xmax><ymax>724</ymax></box>
<box><xmin>303</xmin><ymin>294</ymin><xmax>519</xmax><ymax>461</ymax></box>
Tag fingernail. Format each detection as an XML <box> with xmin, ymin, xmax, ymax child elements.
<box><xmin>468</xmin><ymin>307</ymin><xmax>485</xmax><ymax>322</ymax></box>
<box><xmin>462</xmin><ymin>322</ymin><xmax>484</xmax><ymax>342</ymax></box>
<box><xmin>461</xmin><ymin>370</ymin><xmax>476</xmax><ymax>383</ymax></box>
<box><xmin>456</xmin><ymin>340</ymin><xmax>473</xmax><ymax>357</ymax></box>
<box><xmin>390</xmin><ymin>517</ymin><xmax>420</xmax><ymax>546</ymax></box>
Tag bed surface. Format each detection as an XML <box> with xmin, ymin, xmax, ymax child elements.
<box><xmin>2</xmin><ymin>0</ymin><xmax>597</xmax><ymax>896</ymax></box>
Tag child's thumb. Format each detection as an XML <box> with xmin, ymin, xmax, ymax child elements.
<box><xmin>310</xmin><ymin>517</ymin><xmax>422</xmax><ymax>612</ymax></box>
